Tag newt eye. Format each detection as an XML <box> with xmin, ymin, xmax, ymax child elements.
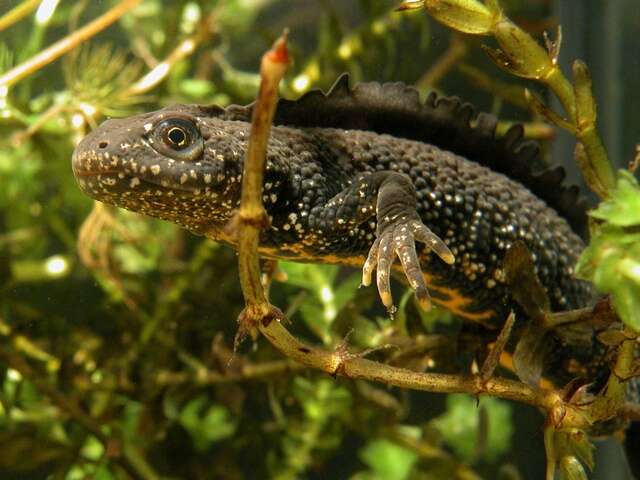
<box><xmin>151</xmin><ymin>117</ymin><xmax>203</xmax><ymax>161</ymax></box>
<box><xmin>166</xmin><ymin>126</ymin><xmax>187</xmax><ymax>147</ymax></box>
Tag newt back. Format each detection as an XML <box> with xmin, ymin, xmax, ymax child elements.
<box><xmin>72</xmin><ymin>76</ymin><xmax>600</xmax><ymax>391</ymax></box>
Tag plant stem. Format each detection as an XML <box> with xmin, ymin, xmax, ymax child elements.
<box><xmin>0</xmin><ymin>0</ymin><xmax>40</xmax><ymax>33</ymax></box>
<box><xmin>235</xmin><ymin>32</ymin><xmax>289</xmax><ymax>317</ymax></box>
<box><xmin>416</xmin><ymin>34</ymin><xmax>468</xmax><ymax>89</ymax></box>
<box><xmin>155</xmin><ymin>358</ymin><xmax>303</xmax><ymax>385</ymax></box>
<box><xmin>543</xmin><ymin>67</ymin><xmax>576</xmax><ymax>123</ymax></box>
<box><xmin>0</xmin><ymin>0</ymin><xmax>143</xmax><ymax>89</ymax></box>
<box><xmin>258</xmin><ymin>317</ymin><xmax>591</xmax><ymax>429</ymax></box>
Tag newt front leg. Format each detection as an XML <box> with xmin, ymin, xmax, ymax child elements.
<box><xmin>310</xmin><ymin>171</ymin><xmax>455</xmax><ymax>311</ymax></box>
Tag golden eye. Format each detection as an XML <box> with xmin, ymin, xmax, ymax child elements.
<box><xmin>165</xmin><ymin>126</ymin><xmax>188</xmax><ymax>148</ymax></box>
<box><xmin>151</xmin><ymin>117</ymin><xmax>203</xmax><ymax>161</ymax></box>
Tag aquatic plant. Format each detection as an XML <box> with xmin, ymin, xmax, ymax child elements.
<box><xmin>0</xmin><ymin>1</ymin><xmax>637</xmax><ymax>479</ymax></box>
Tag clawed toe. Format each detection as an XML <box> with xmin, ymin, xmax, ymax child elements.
<box><xmin>362</xmin><ymin>219</ymin><xmax>454</xmax><ymax>312</ymax></box>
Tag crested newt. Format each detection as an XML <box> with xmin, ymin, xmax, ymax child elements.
<box><xmin>72</xmin><ymin>76</ymin><xmax>636</xmax><ymax>430</ymax></box>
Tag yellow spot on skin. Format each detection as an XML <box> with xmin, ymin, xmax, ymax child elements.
<box><xmin>420</xmin><ymin>269</ymin><xmax>495</xmax><ymax>324</ymax></box>
<box><xmin>204</xmin><ymin>228</ymin><xmax>495</xmax><ymax>325</ymax></box>
<box><xmin>150</xmin><ymin>165</ymin><xmax>161</xmax><ymax>175</ymax></box>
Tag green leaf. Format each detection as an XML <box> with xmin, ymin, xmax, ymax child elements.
<box><xmin>589</xmin><ymin>171</ymin><xmax>640</xmax><ymax>226</ymax></box>
<box><xmin>576</xmin><ymin>227</ymin><xmax>640</xmax><ymax>330</ymax></box>
<box><xmin>359</xmin><ymin>439</ymin><xmax>418</xmax><ymax>480</ymax></box>
<box><xmin>80</xmin><ymin>436</ymin><xmax>104</xmax><ymax>461</ymax></box>
<box><xmin>280</xmin><ymin>263</ymin><xmax>359</xmax><ymax>342</ymax></box>
<box><xmin>559</xmin><ymin>456</ymin><xmax>589</xmax><ymax>480</ymax></box>
<box><xmin>549</xmin><ymin>428</ymin><xmax>594</xmax><ymax>480</ymax></box>
<box><xmin>576</xmin><ymin>170</ymin><xmax>640</xmax><ymax>331</ymax></box>
<box><xmin>431</xmin><ymin>394</ymin><xmax>513</xmax><ymax>462</ymax></box>
<box><xmin>292</xmin><ymin>377</ymin><xmax>352</xmax><ymax>421</ymax></box>
<box><xmin>178</xmin><ymin>396</ymin><xmax>237</xmax><ymax>451</ymax></box>
<box><xmin>179</xmin><ymin>79</ymin><xmax>214</xmax><ymax>99</ymax></box>
<box><xmin>94</xmin><ymin>465</ymin><xmax>117</xmax><ymax>480</ymax></box>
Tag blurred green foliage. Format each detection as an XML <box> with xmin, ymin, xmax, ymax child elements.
<box><xmin>356</xmin><ymin>438</ymin><xmax>418</xmax><ymax>480</ymax></box>
<box><xmin>0</xmin><ymin>1</ymin><xmax>632</xmax><ymax>479</ymax></box>
<box><xmin>577</xmin><ymin>170</ymin><xmax>640</xmax><ymax>331</ymax></box>
<box><xmin>432</xmin><ymin>394</ymin><xmax>513</xmax><ymax>464</ymax></box>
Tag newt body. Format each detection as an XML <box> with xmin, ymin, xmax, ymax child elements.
<box><xmin>72</xmin><ymin>76</ymin><xmax>599</xmax><ymax>386</ymax></box>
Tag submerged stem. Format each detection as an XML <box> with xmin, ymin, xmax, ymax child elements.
<box><xmin>0</xmin><ymin>0</ymin><xmax>143</xmax><ymax>88</ymax></box>
<box><xmin>0</xmin><ymin>0</ymin><xmax>40</xmax><ymax>33</ymax></box>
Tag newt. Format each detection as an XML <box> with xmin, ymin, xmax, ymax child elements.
<box><xmin>71</xmin><ymin>75</ymin><xmax>632</xmax><ymax>411</ymax></box>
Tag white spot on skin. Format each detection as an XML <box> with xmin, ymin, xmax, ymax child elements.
<box><xmin>130</xmin><ymin>177</ymin><xmax>140</xmax><ymax>188</ymax></box>
<box><xmin>204</xmin><ymin>173</ymin><xmax>212</xmax><ymax>184</ymax></box>
<box><xmin>180</xmin><ymin>173</ymin><xmax>188</xmax><ymax>184</ymax></box>
<box><xmin>150</xmin><ymin>165</ymin><xmax>161</xmax><ymax>175</ymax></box>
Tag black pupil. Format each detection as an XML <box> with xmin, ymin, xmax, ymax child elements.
<box><xmin>167</xmin><ymin>127</ymin><xmax>187</xmax><ymax>147</ymax></box>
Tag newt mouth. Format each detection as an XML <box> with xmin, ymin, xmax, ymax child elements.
<box><xmin>72</xmin><ymin>150</ymin><xmax>199</xmax><ymax>195</ymax></box>
<box><xmin>73</xmin><ymin>168</ymin><xmax>122</xmax><ymax>177</ymax></box>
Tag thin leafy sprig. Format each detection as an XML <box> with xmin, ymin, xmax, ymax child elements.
<box><xmin>397</xmin><ymin>0</ymin><xmax>615</xmax><ymax>199</ymax></box>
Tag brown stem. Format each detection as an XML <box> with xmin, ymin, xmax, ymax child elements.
<box><xmin>234</xmin><ymin>32</ymin><xmax>289</xmax><ymax>318</ymax></box>
<box><xmin>126</xmin><ymin>13</ymin><xmax>215</xmax><ymax>96</ymax></box>
<box><xmin>155</xmin><ymin>358</ymin><xmax>303</xmax><ymax>386</ymax></box>
<box><xmin>258</xmin><ymin>316</ymin><xmax>591</xmax><ymax>429</ymax></box>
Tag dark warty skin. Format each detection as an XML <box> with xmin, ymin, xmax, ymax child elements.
<box><xmin>74</xmin><ymin>75</ymin><xmax>640</xmax><ymax>440</ymax></box>
<box><xmin>72</xmin><ymin>103</ymin><xmax>591</xmax><ymax>324</ymax></box>
<box><xmin>73</xmin><ymin>87</ymin><xmax>615</xmax><ymax>405</ymax></box>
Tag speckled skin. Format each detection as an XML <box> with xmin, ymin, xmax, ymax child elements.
<box><xmin>66</xmin><ymin>90</ymin><xmax>639</xmax><ymax>460</ymax></box>
<box><xmin>72</xmin><ymin>104</ymin><xmax>592</xmax><ymax>327</ymax></box>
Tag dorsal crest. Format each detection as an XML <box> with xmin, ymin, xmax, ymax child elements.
<box><xmin>213</xmin><ymin>74</ymin><xmax>588</xmax><ymax>236</ymax></box>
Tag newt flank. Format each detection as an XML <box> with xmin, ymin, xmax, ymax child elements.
<box><xmin>72</xmin><ymin>75</ymin><xmax>609</xmax><ymax>401</ymax></box>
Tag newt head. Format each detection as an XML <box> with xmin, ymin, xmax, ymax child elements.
<box><xmin>71</xmin><ymin>104</ymin><xmax>248</xmax><ymax>235</ymax></box>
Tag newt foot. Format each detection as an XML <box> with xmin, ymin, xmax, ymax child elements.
<box><xmin>362</xmin><ymin>217</ymin><xmax>454</xmax><ymax>312</ymax></box>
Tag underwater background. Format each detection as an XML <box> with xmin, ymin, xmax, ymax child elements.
<box><xmin>0</xmin><ymin>1</ymin><xmax>638</xmax><ymax>479</ymax></box>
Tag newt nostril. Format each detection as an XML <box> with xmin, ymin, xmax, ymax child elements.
<box><xmin>98</xmin><ymin>141</ymin><xmax>109</xmax><ymax>149</ymax></box>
